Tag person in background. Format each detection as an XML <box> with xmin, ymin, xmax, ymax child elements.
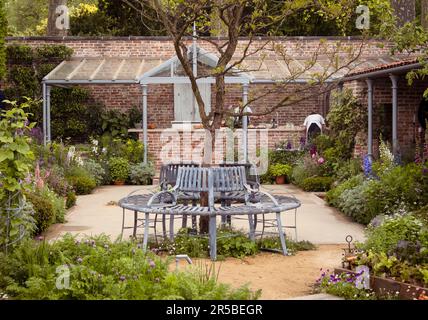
<box><xmin>303</xmin><ymin>112</ymin><xmax>325</xmax><ymax>143</ymax></box>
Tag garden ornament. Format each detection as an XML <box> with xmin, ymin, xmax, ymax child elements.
<box><xmin>341</xmin><ymin>235</ymin><xmax>357</xmax><ymax>269</ymax></box>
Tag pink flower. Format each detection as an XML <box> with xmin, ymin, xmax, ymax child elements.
<box><xmin>318</xmin><ymin>157</ymin><xmax>325</xmax><ymax>164</ymax></box>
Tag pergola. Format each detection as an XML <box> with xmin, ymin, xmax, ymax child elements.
<box><xmin>340</xmin><ymin>58</ymin><xmax>423</xmax><ymax>158</ymax></box>
<box><xmin>42</xmin><ymin>46</ymin><xmax>253</xmax><ymax>164</ymax></box>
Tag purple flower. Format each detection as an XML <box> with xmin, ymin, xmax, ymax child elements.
<box><xmin>76</xmin><ymin>257</ymin><xmax>83</xmax><ymax>264</ymax></box>
<box><xmin>149</xmin><ymin>260</ymin><xmax>156</xmax><ymax>268</ymax></box>
<box><xmin>120</xmin><ymin>275</ymin><xmax>126</xmax><ymax>281</ymax></box>
<box><xmin>363</xmin><ymin>154</ymin><xmax>373</xmax><ymax>178</ymax></box>
<box><xmin>286</xmin><ymin>141</ymin><xmax>292</xmax><ymax>150</ymax></box>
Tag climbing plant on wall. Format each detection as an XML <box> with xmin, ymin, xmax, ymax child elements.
<box><xmin>0</xmin><ymin>0</ymin><xmax>7</xmax><ymax>80</ymax></box>
<box><xmin>4</xmin><ymin>44</ymin><xmax>105</xmax><ymax>142</ymax></box>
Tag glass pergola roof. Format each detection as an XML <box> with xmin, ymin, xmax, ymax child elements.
<box><xmin>44</xmin><ymin>57</ymin><xmax>166</xmax><ymax>84</ymax></box>
<box><xmin>43</xmin><ymin>52</ymin><xmax>415</xmax><ymax>85</ymax></box>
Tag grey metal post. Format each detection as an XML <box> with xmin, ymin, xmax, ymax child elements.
<box><xmin>390</xmin><ymin>74</ymin><xmax>399</xmax><ymax>155</ymax></box>
<box><xmin>242</xmin><ymin>83</ymin><xmax>249</xmax><ymax>163</ymax></box>
<box><xmin>142</xmin><ymin>84</ymin><xmax>148</xmax><ymax>164</ymax></box>
<box><xmin>42</xmin><ymin>83</ymin><xmax>47</xmax><ymax>146</ymax></box>
<box><xmin>46</xmin><ymin>86</ymin><xmax>52</xmax><ymax>142</ymax></box>
<box><xmin>366</xmin><ymin>79</ymin><xmax>374</xmax><ymax>159</ymax></box>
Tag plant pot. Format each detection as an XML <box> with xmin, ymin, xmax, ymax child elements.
<box><xmin>275</xmin><ymin>175</ymin><xmax>286</xmax><ymax>184</ymax></box>
<box><xmin>134</xmin><ymin>123</ymin><xmax>142</xmax><ymax>129</ymax></box>
<box><xmin>114</xmin><ymin>180</ymin><xmax>125</xmax><ymax>186</ymax></box>
<box><xmin>148</xmin><ymin>123</ymin><xmax>157</xmax><ymax>129</ymax></box>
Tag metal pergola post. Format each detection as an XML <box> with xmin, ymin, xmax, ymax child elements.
<box><xmin>242</xmin><ymin>83</ymin><xmax>249</xmax><ymax>163</ymax></box>
<box><xmin>390</xmin><ymin>74</ymin><xmax>399</xmax><ymax>156</ymax></box>
<box><xmin>142</xmin><ymin>84</ymin><xmax>148</xmax><ymax>164</ymax></box>
<box><xmin>366</xmin><ymin>79</ymin><xmax>374</xmax><ymax>159</ymax></box>
<box><xmin>47</xmin><ymin>85</ymin><xmax>52</xmax><ymax>143</ymax></box>
<box><xmin>42</xmin><ymin>82</ymin><xmax>47</xmax><ymax>145</ymax></box>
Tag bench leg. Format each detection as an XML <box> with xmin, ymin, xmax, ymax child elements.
<box><xmin>209</xmin><ymin>215</ymin><xmax>217</xmax><ymax>261</ymax></box>
<box><xmin>143</xmin><ymin>212</ymin><xmax>150</xmax><ymax>252</ymax></box>
<box><xmin>121</xmin><ymin>208</ymin><xmax>125</xmax><ymax>241</ymax></box>
<box><xmin>162</xmin><ymin>213</ymin><xmax>167</xmax><ymax>239</ymax></box>
<box><xmin>133</xmin><ymin>211</ymin><xmax>138</xmax><ymax>239</ymax></box>
<box><xmin>276</xmin><ymin>212</ymin><xmax>288</xmax><ymax>256</ymax></box>
<box><xmin>182</xmin><ymin>214</ymin><xmax>188</xmax><ymax>229</ymax></box>
<box><xmin>248</xmin><ymin>214</ymin><xmax>256</xmax><ymax>241</ymax></box>
<box><xmin>169</xmin><ymin>214</ymin><xmax>174</xmax><ymax>241</ymax></box>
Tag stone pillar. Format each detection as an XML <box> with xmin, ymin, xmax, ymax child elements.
<box><xmin>391</xmin><ymin>0</ymin><xmax>416</xmax><ymax>27</ymax></box>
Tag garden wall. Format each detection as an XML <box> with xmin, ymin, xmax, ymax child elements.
<box><xmin>134</xmin><ymin>127</ymin><xmax>305</xmax><ymax>171</ymax></box>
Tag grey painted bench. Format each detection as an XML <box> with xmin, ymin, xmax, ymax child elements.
<box><xmin>119</xmin><ymin>165</ymin><xmax>301</xmax><ymax>260</ymax></box>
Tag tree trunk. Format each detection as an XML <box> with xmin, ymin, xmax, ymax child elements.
<box><xmin>47</xmin><ymin>0</ymin><xmax>68</xmax><ymax>36</ymax></box>
<box><xmin>422</xmin><ymin>0</ymin><xmax>428</xmax><ymax>30</ymax></box>
<box><xmin>391</xmin><ymin>0</ymin><xmax>416</xmax><ymax>27</ymax></box>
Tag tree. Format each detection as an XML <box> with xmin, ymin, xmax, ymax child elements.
<box><xmin>47</xmin><ymin>0</ymin><xmax>68</xmax><ymax>36</ymax></box>
<box><xmin>0</xmin><ymin>0</ymin><xmax>6</xmax><ymax>80</ymax></box>
<box><xmin>124</xmin><ymin>0</ymin><xmax>366</xmax><ymax>232</ymax></box>
<box><xmin>422</xmin><ymin>0</ymin><xmax>428</xmax><ymax>29</ymax></box>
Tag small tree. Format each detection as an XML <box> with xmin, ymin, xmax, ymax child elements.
<box><xmin>124</xmin><ymin>0</ymin><xmax>369</xmax><ymax>232</ymax></box>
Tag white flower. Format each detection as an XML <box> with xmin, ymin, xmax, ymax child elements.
<box><xmin>92</xmin><ymin>139</ymin><xmax>99</xmax><ymax>146</ymax></box>
<box><xmin>102</xmin><ymin>147</ymin><xmax>107</xmax><ymax>154</ymax></box>
<box><xmin>76</xmin><ymin>156</ymin><xmax>84</xmax><ymax>167</ymax></box>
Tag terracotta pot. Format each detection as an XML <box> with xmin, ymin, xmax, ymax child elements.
<box><xmin>114</xmin><ymin>180</ymin><xmax>125</xmax><ymax>186</ymax></box>
<box><xmin>275</xmin><ymin>175</ymin><xmax>286</xmax><ymax>184</ymax></box>
<box><xmin>148</xmin><ymin>123</ymin><xmax>157</xmax><ymax>129</ymax></box>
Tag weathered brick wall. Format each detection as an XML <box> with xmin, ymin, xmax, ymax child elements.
<box><xmin>84</xmin><ymin>82</ymin><xmax>324</xmax><ymax>128</ymax></box>
<box><xmin>345</xmin><ymin>76</ymin><xmax>428</xmax><ymax>159</ymax></box>
<box><xmin>5</xmin><ymin>36</ymin><xmax>394</xmax><ymax>59</ymax></box>
<box><xmin>142</xmin><ymin>127</ymin><xmax>305</xmax><ymax>171</ymax></box>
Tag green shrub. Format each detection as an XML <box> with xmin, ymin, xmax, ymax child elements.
<box><xmin>301</xmin><ymin>176</ymin><xmax>334</xmax><ymax>192</ymax></box>
<box><xmin>313</xmin><ymin>134</ymin><xmax>335</xmax><ymax>154</ymax></box>
<box><xmin>326</xmin><ymin>174</ymin><xmax>364</xmax><ymax>207</ymax></box>
<box><xmin>0</xmin><ymin>234</ymin><xmax>260</xmax><ymax>300</ymax></box>
<box><xmin>37</xmin><ymin>187</ymin><xmax>66</xmax><ymax>224</ymax></box>
<box><xmin>129</xmin><ymin>162</ymin><xmax>155</xmax><ymax>185</ymax></box>
<box><xmin>67</xmin><ymin>175</ymin><xmax>97</xmax><ymax>195</ymax></box>
<box><xmin>337</xmin><ymin>179</ymin><xmax>375</xmax><ymax>224</ymax></box>
<box><xmin>66</xmin><ymin>166</ymin><xmax>97</xmax><ymax>195</ymax></box>
<box><xmin>362</xmin><ymin>214</ymin><xmax>428</xmax><ymax>256</ymax></box>
<box><xmin>291</xmin><ymin>156</ymin><xmax>323</xmax><ymax>186</ymax></box>
<box><xmin>66</xmin><ymin>191</ymin><xmax>77</xmax><ymax>209</ymax></box>
<box><xmin>123</xmin><ymin>139</ymin><xmax>145</xmax><ymax>164</ymax></box>
<box><xmin>269</xmin><ymin>163</ymin><xmax>292</xmax><ymax>177</ymax></box>
<box><xmin>108</xmin><ymin>157</ymin><xmax>130</xmax><ymax>183</ymax></box>
<box><xmin>334</xmin><ymin>159</ymin><xmax>362</xmax><ymax>182</ymax></box>
<box><xmin>24</xmin><ymin>192</ymin><xmax>55</xmax><ymax>234</ymax></box>
<box><xmin>83</xmin><ymin>159</ymin><xmax>106</xmax><ymax>186</ymax></box>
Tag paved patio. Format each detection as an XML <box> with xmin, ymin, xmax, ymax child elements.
<box><xmin>46</xmin><ymin>184</ymin><xmax>364</xmax><ymax>244</ymax></box>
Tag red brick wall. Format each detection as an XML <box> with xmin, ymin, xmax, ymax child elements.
<box><xmin>142</xmin><ymin>128</ymin><xmax>305</xmax><ymax>171</ymax></box>
<box><xmin>6</xmin><ymin>36</ymin><xmax>394</xmax><ymax>59</ymax></box>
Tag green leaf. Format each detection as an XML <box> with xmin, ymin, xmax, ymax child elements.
<box><xmin>0</xmin><ymin>150</ymin><xmax>14</xmax><ymax>162</ymax></box>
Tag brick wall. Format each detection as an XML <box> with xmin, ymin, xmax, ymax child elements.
<box><xmin>141</xmin><ymin>127</ymin><xmax>305</xmax><ymax>171</ymax></box>
<box><xmin>6</xmin><ymin>36</ymin><xmax>394</xmax><ymax>59</ymax></box>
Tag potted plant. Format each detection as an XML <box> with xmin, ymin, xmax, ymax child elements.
<box><xmin>269</xmin><ymin>163</ymin><xmax>292</xmax><ymax>184</ymax></box>
<box><xmin>108</xmin><ymin>157</ymin><xmax>130</xmax><ymax>185</ymax></box>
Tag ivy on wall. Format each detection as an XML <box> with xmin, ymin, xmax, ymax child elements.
<box><xmin>0</xmin><ymin>0</ymin><xmax>7</xmax><ymax>80</ymax></box>
<box><xmin>4</xmin><ymin>44</ymin><xmax>105</xmax><ymax>142</ymax></box>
